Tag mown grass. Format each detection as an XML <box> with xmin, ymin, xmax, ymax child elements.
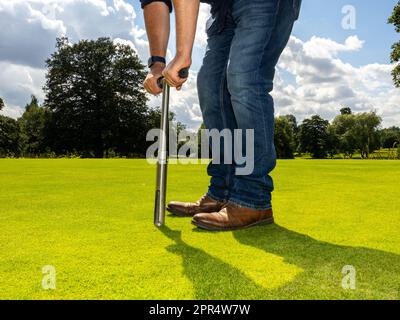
<box><xmin>0</xmin><ymin>159</ymin><xmax>399</xmax><ymax>299</ymax></box>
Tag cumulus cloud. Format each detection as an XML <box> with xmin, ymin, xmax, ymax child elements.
<box><xmin>0</xmin><ymin>61</ymin><xmax>46</xmax><ymax>118</ymax></box>
<box><xmin>302</xmin><ymin>35</ymin><xmax>364</xmax><ymax>59</ymax></box>
<box><xmin>194</xmin><ymin>3</ymin><xmax>211</xmax><ymax>49</ymax></box>
<box><xmin>274</xmin><ymin>36</ymin><xmax>400</xmax><ymax>127</ymax></box>
<box><xmin>167</xmin><ymin>33</ymin><xmax>399</xmax><ymax>130</ymax></box>
<box><xmin>0</xmin><ymin>1</ymin><xmax>399</xmax><ymax>130</ymax></box>
<box><xmin>0</xmin><ymin>0</ymin><xmax>149</xmax><ymax>118</ymax></box>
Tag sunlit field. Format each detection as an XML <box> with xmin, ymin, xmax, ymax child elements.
<box><xmin>0</xmin><ymin>159</ymin><xmax>399</xmax><ymax>299</ymax></box>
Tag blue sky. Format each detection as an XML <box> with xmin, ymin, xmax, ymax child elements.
<box><xmin>294</xmin><ymin>0</ymin><xmax>397</xmax><ymax>66</ymax></box>
<box><xmin>0</xmin><ymin>0</ymin><xmax>399</xmax><ymax>128</ymax></box>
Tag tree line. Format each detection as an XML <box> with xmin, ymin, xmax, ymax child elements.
<box><xmin>0</xmin><ymin>37</ymin><xmax>399</xmax><ymax>159</ymax></box>
<box><xmin>274</xmin><ymin>108</ymin><xmax>400</xmax><ymax>159</ymax></box>
<box><xmin>0</xmin><ymin>38</ymin><xmax>161</xmax><ymax>158</ymax></box>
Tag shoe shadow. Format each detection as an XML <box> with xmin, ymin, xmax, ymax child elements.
<box><xmin>233</xmin><ymin>224</ymin><xmax>400</xmax><ymax>299</ymax></box>
<box><xmin>159</xmin><ymin>225</ymin><xmax>270</xmax><ymax>299</ymax></box>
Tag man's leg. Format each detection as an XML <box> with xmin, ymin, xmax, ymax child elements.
<box><xmin>226</xmin><ymin>0</ymin><xmax>296</xmax><ymax>210</ymax></box>
<box><xmin>166</xmin><ymin>13</ymin><xmax>236</xmax><ymax>217</ymax></box>
<box><xmin>197</xmin><ymin>14</ymin><xmax>236</xmax><ymax>202</ymax></box>
<box><xmin>192</xmin><ymin>0</ymin><xmax>298</xmax><ymax>230</ymax></box>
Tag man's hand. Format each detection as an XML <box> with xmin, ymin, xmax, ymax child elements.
<box><xmin>162</xmin><ymin>0</ymin><xmax>199</xmax><ymax>90</ymax></box>
<box><xmin>144</xmin><ymin>62</ymin><xmax>165</xmax><ymax>95</ymax></box>
<box><xmin>162</xmin><ymin>54</ymin><xmax>191</xmax><ymax>90</ymax></box>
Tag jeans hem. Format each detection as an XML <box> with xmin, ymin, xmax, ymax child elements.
<box><xmin>206</xmin><ymin>191</ymin><xmax>227</xmax><ymax>203</ymax></box>
<box><xmin>228</xmin><ymin>198</ymin><xmax>272</xmax><ymax>210</ymax></box>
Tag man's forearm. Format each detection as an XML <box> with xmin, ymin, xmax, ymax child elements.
<box><xmin>173</xmin><ymin>0</ymin><xmax>200</xmax><ymax>57</ymax></box>
<box><xmin>144</xmin><ymin>2</ymin><xmax>170</xmax><ymax>58</ymax></box>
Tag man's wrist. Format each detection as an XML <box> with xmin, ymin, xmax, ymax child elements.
<box><xmin>150</xmin><ymin>61</ymin><xmax>166</xmax><ymax>71</ymax></box>
<box><xmin>176</xmin><ymin>49</ymin><xmax>192</xmax><ymax>58</ymax></box>
<box><xmin>175</xmin><ymin>51</ymin><xmax>192</xmax><ymax>66</ymax></box>
<box><xmin>148</xmin><ymin>56</ymin><xmax>166</xmax><ymax>68</ymax></box>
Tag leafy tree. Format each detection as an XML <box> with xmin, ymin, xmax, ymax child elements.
<box><xmin>18</xmin><ymin>96</ymin><xmax>51</xmax><ymax>156</ymax></box>
<box><xmin>298</xmin><ymin>115</ymin><xmax>330</xmax><ymax>159</ymax></box>
<box><xmin>332</xmin><ymin>111</ymin><xmax>382</xmax><ymax>158</ymax></box>
<box><xmin>0</xmin><ymin>99</ymin><xmax>21</xmax><ymax>157</ymax></box>
<box><xmin>325</xmin><ymin>125</ymin><xmax>340</xmax><ymax>158</ymax></box>
<box><xmin>353</xmin><ymin>112</ymin><xmax>382</xmax><ymax>158</ymax></box>
<box><xmin>282</xmin><ymin>114</ymin><xmax>298</xmax><ymax>149</ymax></box>
<box><xmin>388</xmin><ymin>1</ymin><xmax>400</xmax><ymax>87</ymax></box>
<box><xmin>44</xmin><ymin>37</ymin><xmax>148</xmax><ymax>157</ymax></box>
<box><xmin>340</xmin><ymin>107</ymin><xmax>352</xmax><ymax>115</ymax></box>
<box><xmin>332</xmin><ymin>113</ymin><xmax>358</xmax><ymax>158</ymax></box>
<box><xmin>274</xmin><ymin>116</ymin><xmax>295</xmax><ymax>159</ymax></box>
<box><xmin>380</xmin><ymin>126</ymin><xmax>400</xmax><ymax>148</ymax></box>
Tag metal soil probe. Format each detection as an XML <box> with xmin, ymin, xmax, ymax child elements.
<box><xmin>154</xmin><ymin>68</ymin><xmax>189</xmax><ymax>227</ymax></box>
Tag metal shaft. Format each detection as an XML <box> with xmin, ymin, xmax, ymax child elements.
<box><xmin>154</xmin><ymin>80</ymin><xmax>170</xmax><ymax>227</ymax></box>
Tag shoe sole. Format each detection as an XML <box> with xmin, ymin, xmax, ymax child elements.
<box><xmin>191</xmin><ymin>217</ymin><xmax>275</xmax><ymax>232</ymax></box>
<box><xmin>166</xmin><ymin>206</ymin><xmax>225</xmax><ymax>218</ymax></box>
<box><xmin>166</xmin><ymin>206</ymin><xmax>193</xmax><ymax>217</ymax></box>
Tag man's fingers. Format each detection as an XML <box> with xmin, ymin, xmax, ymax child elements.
<box><xmin>162</xmin><ymin>70</ymin><xmax>180</xmax><ymax>87</ymax></box>
<box><xmin>150</xmin><ymin>79</ymin><xmax>163</xmax><ymax>94</ymax></box>
<box><xmin>165</xmin><ymin>78</ymin><xmax>179</xmax><ymax>87</ymax></box>
<box><xmin>144</xmin><ymin>78</ymin><xmax>162</xmax><ymax>95</ymax></box>
<box><xmin>164</xmin><ymin>75</ymin><xmax>186</xmax><ymax>88</ymax></box>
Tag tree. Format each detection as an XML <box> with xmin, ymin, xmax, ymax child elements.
<box><xmin>388</xmin><ymin>1</ymin><xmax>400</xmax><ymax>87</ymax></box>
<box><xmin>274</xmin><ymin>116</ymin><xmax>295</xmax><ymax>159</ymax></box>
<box><xmin>380</xmin><ymin>126</ymin><xmax>400</xmax><ymax>148</ymax></box>
<box><xmin>282</xmin><ymin>114</ymin><xmax>298</xmax><ymax>148</ymax></box>
<box><xmin>332</xmin><ymin>111</ymin><xmax>382</xmax><ymax>158</ymax></box>
<box><xmin>325</xmin><ymin>125</ymin><xmax>340</xmax><ymax>158</ymax></box>
<box><xmin>353</xmin><ymin>112</ymin><xmax>382</xmax><ymax>158</ymax></box>
<box><xmin>0</xmin><ymin>99</ymin><xmax>21</xmax><ymax>157</ymax></box>
<box><xmin>298</xmin><ymin>115</ymin><xmax>330</xmax><ymax>159</ymax></box>
<box><xmin>44</xmin><ymin>37</ymin><xmax>148</xmax><ymax>157</ymax></box>
<box><xmin>340</xmin><ymin>107</ymin><xmax>352</xmax><ymax>115</ymax></box>
<box><xmin>332</xmin><ymin>113</ymin><xmax>358</xmax><ymax>158</ymax></box>
<box><xmin>18</xmin><ymin>95</ymin><xmax>51</xmax><ymax>156</ymax></box>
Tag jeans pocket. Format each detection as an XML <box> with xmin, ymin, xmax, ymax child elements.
<box><xmin>292</xmin><ymin>0</ymin><xmax>302</xmax><ymax>20</ymax></box>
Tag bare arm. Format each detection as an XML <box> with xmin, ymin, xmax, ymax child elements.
<box><xmin>163</xmin><ymin>0</ymin><xmax>200</xmax><ymax>88</ymax></box>
<box><xmin>143</xmin><ymin>2</ymin><xmax>170</xmax><ymax>95</ymax></box>
<box><xmin>174</xmin><ymin>0</ymin><xmax>200</xmax><ymax>58</ymax></box>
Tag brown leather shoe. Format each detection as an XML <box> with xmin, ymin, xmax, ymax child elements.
<box><xmin>192</xmin><ymin>203</ymin><xmax>274</xmax><ymax>231</ymax></box>
<box><xmin>167</xmin><ymin>195</ymin><xmax>227</xmax><ymax>217</ymax></box>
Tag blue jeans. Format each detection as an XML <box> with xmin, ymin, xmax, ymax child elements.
<box><xmin>197</xmin><ymin>0</ymin><xmax>299</xmax><ymax>210</ymax></box>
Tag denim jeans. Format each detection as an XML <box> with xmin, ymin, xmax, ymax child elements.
<box><xmin>197</xmin><ymin>0</ymin><xmax>299</xmax><ymax>210</ymax></box>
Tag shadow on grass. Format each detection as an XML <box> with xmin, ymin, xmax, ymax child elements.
<box><xmin>233</xmin><ymin>224</ymin><xmax>400</xmax><ymax>299</ymax></box>
<box><xmin>160</xmin><ymin>225</ymin><xmax>268</xmax><ymax>299</ymax></box>
<box><xmin>161</xmin><ymin>224</ymin><xmax>400</xmax><ymax>299</ymax></box>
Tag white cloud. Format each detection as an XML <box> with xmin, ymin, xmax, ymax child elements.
<box><xmin>0</xmin><ymin>0</ymin><xmax>149</xmax><ymax>117</ymax></box>
<box><xmin>0</xmin><ymin>61</ymin><xmax>46</xmax><ymax>118</ymax></box>
<box><xmin>0</xmin><ymin>1</ymin><xmax>399</xmax><ymax>130</ymax></box>
<box><xmin>274</xmin><ymin>36</ymin><xmax>400</xmax><ymax>127</ymax></box>
<box><xmin>303</xmin><ymin>35</ymin><xmax>364</xmax><ymax>59</ymax></box>
<box><xmin>194</xmin><ymin>3</ymin><xmax>211</xmax><ymax>49</ymax></box>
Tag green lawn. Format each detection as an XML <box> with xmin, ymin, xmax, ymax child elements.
<box><xmin>0</xmin><ymin>159</ymin><xmax>400</xmax><ymax>300</ymax></box>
